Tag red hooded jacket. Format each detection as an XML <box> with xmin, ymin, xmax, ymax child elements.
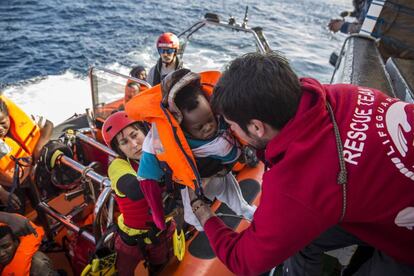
<box><xmin>204</xmin><ymin>78</ymin><xmax>414</xmax><ymax>275</ymax></box>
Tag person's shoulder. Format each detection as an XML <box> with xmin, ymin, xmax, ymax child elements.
<box><xmin>109</xmin><ymin>157</ymin><xmax>128</xmax><ymax>167</ymax></box>
<box><xmin>108</xmin><ymin>158</ymin><xmax>131</xmax><ymax>176</ymax></box>
<box><xmin>147</xmin><ymin>66</ymin><xmax>156</xmax><ymax>85</ymax></box>
<box><xmin>148</xmin><ymin>64</ymin><xmax>156</xmax><ymax>72</ymax></box>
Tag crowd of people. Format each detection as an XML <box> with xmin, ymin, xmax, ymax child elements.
<box><xmin>0</xmin><ymin>95</ymin><xmax>56</xmax><ymax>275</ymax></box>
<box><xmin>1</xmin><ymin>6</ymin><xmax>414</xmax><ymax>274</ymax></box>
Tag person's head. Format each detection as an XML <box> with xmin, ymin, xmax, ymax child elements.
<box><xmin>0</xmin><ymin>225</ymin><xmax>19</xmax><ymax>266</ymax></box>
<box><xmin>174</xmin><ymin>85</ymin><xmax>218</xmax><ymax>140</ymax></box>
<box><xmin>102</xmin><ymin>111</ymin><xmax>148</xmax><ymax>160</ymax></box>
<box><xmin>156</xmin><ymin>32</ymin><xmax>179</xmax><ymax>66</ymax></box>
<box><xmin>129</xmin><ymin>66</ymin><xmax>147</xmax><ymax>81</ymax></box>
<box><xmin>211</xmin><ymin>51</ymin><xmax>302</xmax><ymax>149</ymax></box>
<box><xmin>0</xmin><ymin>99</ymin><xmax>10</xmax><ymax>139</ymax></box>
<box><xmin>125</xmin><ymin>82</ymin><xmax>140</xmax><ymax>103</ymax></box>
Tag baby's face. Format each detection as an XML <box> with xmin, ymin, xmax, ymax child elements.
<box><xmin>181</xmin><ymin>94</ymin><xmax>218</xmax><ymax>140</ymax></box>
<box><xmin>0</xmin><ymin>112</ymin><xmax>10</xmax><ymax>139</ymax></box>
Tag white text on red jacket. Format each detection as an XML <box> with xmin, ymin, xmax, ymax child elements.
<box><xmin>343</xmin><ymin>88</ymin><xmax>375</xmax><ymax>165</ymax></box>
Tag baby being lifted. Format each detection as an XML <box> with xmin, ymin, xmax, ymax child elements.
<box><xmin>138</xmin><ymin>69</ymin><xmax>256</xmax><ymax>230</ymax></box>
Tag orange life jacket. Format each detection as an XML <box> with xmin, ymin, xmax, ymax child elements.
<box><xmin>0</xmin><ymin>219</ymin><xmax>45</xmax><ymax>276</ymax></box>
<box><xmin>125</xmin><ymin>71</ymin><xmax>220</xmax><ymax>193</ymax></box>
<box><xmin>0</xmin><ymin>95</ymin><xmax>40</xmax><ymax>182</ymax></box>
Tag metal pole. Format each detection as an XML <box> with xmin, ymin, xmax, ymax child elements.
<box><xmin>38</xmin><ymin>202</ymin><xmax>96</xmax><ymax>244</ymax></box>
<box><xmin>53</xmin><ymin>152</ymin><xmax>113</xmax><ymax>241</ymax></box>
<box><xmin>57</xmin><ymin>155</ymin><xmax>111</xmax><ymax>188</ymax></box>
<box><xmin>76</xmin><ymin>132</ymin><xmax>118</xmax><ymax>158</ymax></box>
<box><xmin>93</xmin><ymin>186</ymin><xmax>113</xmax><ymax>241</ymax></box>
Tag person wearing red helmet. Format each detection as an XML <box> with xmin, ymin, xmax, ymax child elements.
<box><xmin>102</xmin><ymin>111</ymin><xmax>175</xmax><ymax>275</ymax></box>
<box><xmin>147</xmin><ymin>32</ymin><xmax>183</xmax><ymax>86</ymax></box>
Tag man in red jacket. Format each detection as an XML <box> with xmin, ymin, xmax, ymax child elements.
<box><xmin>188</xmin><ymin>52</ymin><xmax>414</xmax><ymax>275</ymax></box>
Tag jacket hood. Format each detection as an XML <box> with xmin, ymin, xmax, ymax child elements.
<box><xmin>161</xmin><ymin>68</ymin><xmax>201</xmax><ymax>124</ymax></box>
<box><xmin>126</xmin><ymin>70</ymin><xmax>221</xmax><ymax>124</ymax></box>
<box><xmin>265</xmin><ymin>78</ymin><xmax>328</xmax><ymax>163</ymax></box>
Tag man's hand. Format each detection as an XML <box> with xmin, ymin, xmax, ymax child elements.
<box><xmin>0</xmin><ymin>186</ymin><xmax>21</xmax><ymax>210</ymax></box>
<box><xmin>188</xmin><ymin>189</ymin><xmax>215</xmax><ymax>227</ymax></box>
<box><xmin>0</xmin><ymin>212</ymin><xmax>38</xmax><ymax>237</ymax></box>
<box><xmin>188</xmin><ymin>188</ymin><xmax>198</xmax><ymax>202</ymax></box>
<box><xmin>328</xmin><ymin>19</ymin><xmax>344</xmax><ymax>33</ymax></box>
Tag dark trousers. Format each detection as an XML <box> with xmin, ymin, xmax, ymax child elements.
<box><xmin>283</xmin><ymin>226</ymin><xmax>414</xmax><ymax>276</ymax></box>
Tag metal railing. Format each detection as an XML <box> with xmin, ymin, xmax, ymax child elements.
<box><xmin>178</xmin><ymin>12</ymin><xmax>272</xmax><ymax>56</ymax></box>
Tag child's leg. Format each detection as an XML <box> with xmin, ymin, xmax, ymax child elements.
<box><xmin>180</xmin><ymin>187</ymin><xmax>204</xmax><ymax>231</ymax></box>
<box><xmin>208</xmin><ymin>173</ymin><xmax>256</xmax><ymax>220</ymax></box>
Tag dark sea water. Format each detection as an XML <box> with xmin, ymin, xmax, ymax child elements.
<box><xmin>0</xmin><ymin>0</ymin><xmax>350</xmax><ymax>123</ymax></box>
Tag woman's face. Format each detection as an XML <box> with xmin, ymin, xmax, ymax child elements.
<box><xmin>0</xmin><ymin>112</ymin><xmax>10</xmax><ymax>139</ymax></box>
<box><xmin>115</xmin><ymin>126</ymin><xmax>145</xmax><ymax>160</ymax></box>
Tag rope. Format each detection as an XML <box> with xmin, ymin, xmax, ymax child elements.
<box><xmin>326</xmin><ymin>102</ymin><xmax>348</xmax><ymax>223</ymax></box>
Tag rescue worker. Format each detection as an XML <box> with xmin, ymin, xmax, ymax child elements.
<box><xmin>102</xmin><ymin>111</ymin><xmax>175</xmax><ymax>276</ymax></box>
<box><xmin>187</xmin><ymin>52</ymin><xmax>414</xmax><ymax>275</ymax></box>
<box><xmin>328</xmin><ymin>0</ymin><xmax>370</xmax><ymax>34</ymax></box>
<box><xmin>147</xmin><ymin>32</ymin><xmax>183</xmax><ymax>86</ymax></box>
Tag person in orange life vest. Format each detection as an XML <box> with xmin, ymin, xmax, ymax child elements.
<box><xmin>0</xmin><ymin>98</ymin><xmax>53</xmax><ymax>212</ymax></box>
<box><xmin>125</xmin><ymin>66</ymin><xmax>148</xmax><ymax>105</ymax></box>
<box><xmin>138</xmin><ymin>69</ymin><xmax>256</xmax><ymax>231</ymax></box>
<box><xmin>124</xmin><ymin>82</ymin><xmax>141</xmax><ymax>104</ymax></box>
<box><xmin>147</xmin><ymin>32</ymin><xmax>183</xmax><ymax>86</ymax></box>
<box><xmin>102</xmin><ymin>111</ymin><xmax>175</xmax><ymax>276</ymax></box>
<box><xmin>0</xmin><ymin>221</ymin><xmax>57</xmax><ymax>275</ymax></box>
<box><xmin>187</xmin><ymin>52</ymin><xmax>414</xmax><ymax>275</ymax></box>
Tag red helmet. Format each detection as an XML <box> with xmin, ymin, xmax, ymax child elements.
<box><xmin>156</xmin><ymin>32</ymin><xmax>179</xmax><ymax>50</ymax></box>
<box><xmin>102</xmin><ymin>111</ymin><xmax>135</xmax><ymax>148</ymax></box>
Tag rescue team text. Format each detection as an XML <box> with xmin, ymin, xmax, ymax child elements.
<box><xmin>343</xmin><ymin>88</ymin><xmax>375</xmax><ymax>165</ymax></box>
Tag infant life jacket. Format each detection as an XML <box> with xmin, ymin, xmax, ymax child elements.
<box><xmin>125</xmin><ymin>71</ymin><xmax>220</xmax><ymax>195</ymax></box>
